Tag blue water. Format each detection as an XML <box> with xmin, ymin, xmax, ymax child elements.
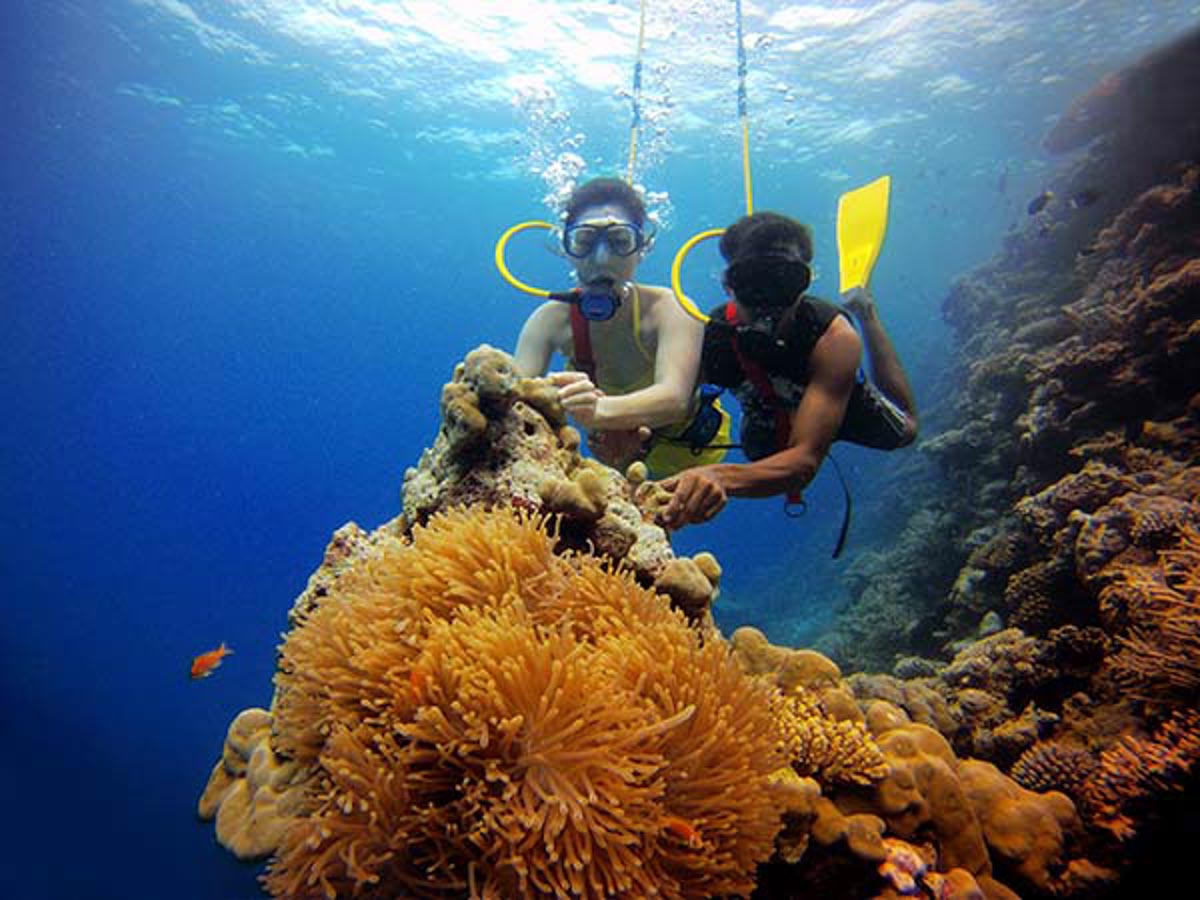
<box><xmin>4</xmin><ymin>2</ymin><xmax>1199</xmax><ymax>897</ymax></box>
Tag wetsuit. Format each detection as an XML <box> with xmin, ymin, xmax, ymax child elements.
<box><xmin>702</xmin><ymin>296</ymin><xmax>912</xmax><ymax>460</ymax></box>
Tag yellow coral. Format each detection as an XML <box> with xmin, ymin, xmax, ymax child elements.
<box><xmin>731</xmin><ymin>626</ymin><xmax>842</xmax><ymax>692</ymax></box>
<box><xmin>776</xmin><ymin>688</ymin><xmax>888</xmax><ymax>787</ymax></box>
<box><xmin>198</xmin><ymin>708</ymin><xmax>305</xmax><ymax>861</ymax></box>
<box><xmin>243</xmin><ymin>507</ymin><xmax>788</xmax><ymax>899</ymax></box>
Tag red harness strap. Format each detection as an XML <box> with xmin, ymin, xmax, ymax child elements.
<box><xmin>726</xmin><ymin>302</ymin><xmax>804</xmax><ymax>506</ymax></box>
<box><xmin>569</xmin><ymin>304</ymin><xmax>596</xmax><ymax>382</ymax></box>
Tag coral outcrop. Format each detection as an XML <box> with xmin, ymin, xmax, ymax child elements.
<box><xmin>400</xmin><ymin>345</ymin><xmax>719</xmax><ymax>619</ymax></box>
<box><xmin>199</xmin><ymin>41</ymin><xmax>1200</xmax><ymax>890</ymax></box>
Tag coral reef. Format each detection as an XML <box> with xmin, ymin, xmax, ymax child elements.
<box><xmin>1082</xmin><ymin>711</ymin><xmax>1200</xmax><ymax>842</ymax></box>
<box><xmin>203</xmin><ymin>502</ymin><xmax>1091</xmax><ymax>899</ymax></box>
<box><xmin>199</xmin><ymin>708</ymin><xmax>306</xmax><ymax>860</ymax></box>
<box><xmin>811</xmin><ymin>48</ymin><xmax>1200</xmax><ymax>891</ymax></box>
<box><xmin>198</xmin><ymin>42</ymin><xmax>1200</xmax><ymax>890</ymax></box>
<box><xmin>198</xmin><ymin>340</ymin><xmax>1115</xmax><ymax>897</ymax></box>
<box><xmin>1106</xmin><ymin>525</ymin><xmax>1200</xmax><ymax>703</ymax></box>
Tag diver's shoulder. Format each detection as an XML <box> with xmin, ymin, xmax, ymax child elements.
<box><xmin>635</xmin><ymin>281</ymin><xmax>675</xmax><ymax>302</ymax></box>
<box><xmin>530</xmin><ymin>298</ymin><xmax>571</xmax><ymax>323</ymax></box>
<box><xmin>638</xmin><ymin>283</ymin><xmax>698</xmax><ymax>324</ymax></box>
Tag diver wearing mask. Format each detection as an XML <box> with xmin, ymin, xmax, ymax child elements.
<box><xmin>513</xmin><ymin>177</ymin><xmax>732</xmax><ymax>476</ymax></box>
<box><xmin>657</xmin><ymin>211</ymin><xmax>918</xmax><ymax>529</ymax></box>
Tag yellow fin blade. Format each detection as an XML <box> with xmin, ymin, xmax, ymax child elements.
<box><xmin>837</xmin><ymin>175</ymin><xmax>891</xmax><ymax>292</ymax></box>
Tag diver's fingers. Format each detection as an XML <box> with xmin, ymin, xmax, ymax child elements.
<box><xmin>560</xmin><ymin>391</ymin><xmax>600</xmax><ymax>412</ymax></box>
<box><xmin>701</xmin><ymin>489</ymin><xmax>727</xmax><ymax>521</ymax></box>
<box><xmin>549</xmin><ymin>371</ymin><xmax>590</xmax><ymax>387</ymax></box>
<box><xmin>557</xmin><ymin>379</ymin><xmax>600</xmax><ymax>402</ymax></box>
<box><xmin>668</xmin><ymin>473</ymin><xmax>699</xmax><ymax>519</ymax></box>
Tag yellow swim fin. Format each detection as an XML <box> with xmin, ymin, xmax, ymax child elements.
<box><xmin>836</xmin><ymin>175</ymin><xmax>891</xmax><ymax>292</ymax></box>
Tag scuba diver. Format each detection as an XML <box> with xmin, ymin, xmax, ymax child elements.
<box><xmin>659</xmin><ymin>211</ymin><xmax>918</xmax><ymax>528</ymax></box>
<box><xmin>514</xmin><ymin>176</ymin><xmax>731</xmax><ymax>476</ymax></box>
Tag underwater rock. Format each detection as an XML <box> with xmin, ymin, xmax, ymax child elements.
<box><xmin>1044</xmin><ymin>26</ymin><xmax>1200</xmax><ymax>156</ymax></box>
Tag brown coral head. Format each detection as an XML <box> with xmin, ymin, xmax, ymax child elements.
<box><xmin>460</xmin><ymin>344</ymin><xmax>519</xmax><ymax>406</ymax></box>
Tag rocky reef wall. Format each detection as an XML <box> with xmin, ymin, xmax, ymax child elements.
<box><xmin>817</xmin><ymin>34</ymin><xmax>1200</xmax><ymax>892</ymax></box>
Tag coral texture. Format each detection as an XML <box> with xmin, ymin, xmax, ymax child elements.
<box><xmin>820</xmin><ymin>81</ymin><xmax>1200</xmax><ymax>887</ymax></box>
<box><xmin>1082</xmin><ymin>711</ymin><xmax>1200</xmax><ymax>842</ymax></box>
<box><xmin>775</xmin><ymin>687</ymin><xmax>889</xmax><ymax>787</ymax></box>
<box><xmin>1010</xmin><ymin>742</ymin><xmax>1099</xmax><ymax>801</ymax></box>
<box><xmin>198</xmin><ymin>708</ymin><xmax>306</xmax><ymax>860</ymax></box>
<box><xmin>1106</xmin><ymin>525</ymin><xmax>1200</xmax><ymax>703</ymax></box>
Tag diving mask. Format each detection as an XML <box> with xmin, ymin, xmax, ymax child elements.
<box><xmin>724</xmin><ymin>255</ymin><xmax>812</xmax><ymax>311</ymax></box>
<box><xmin>563</xmin><ymin>222</ymin><xmax>645</xmax><ymax>258</ymax></box>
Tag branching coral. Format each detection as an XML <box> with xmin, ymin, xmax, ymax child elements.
<box><xmin>1107</xmin><ymin>524</ymin><xmax>1200</xmax><ymax>703</ymax></box>
<box><xmin>241</xmin><ymin>507</ymin><xmax>788</xmax><ymax>899</ymax></box>
<box><xmin>1083</xmin><ymin>711</ymin><xmax>1200</xmax><ymax>841</ymax></box>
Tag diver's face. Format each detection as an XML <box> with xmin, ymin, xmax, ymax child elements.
<box><xmin>566</xmin><ymin>202</ymin><xmax>643</xmax><ymax>286</ymax></box>
<box><xmin>726</xmin><ymin>242</ymin><xmax>811</xmax><ymax>324</ymax></box>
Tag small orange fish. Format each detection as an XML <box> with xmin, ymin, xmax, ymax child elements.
<box><xmin>661</xmin><ymin>816</ymin><xmax>702</xmax><ymax>848</ymax></box>
<box><xmin>191</xmin><ymin>643</ymin><xmax>234</xmax><ymax>679</ymax></box>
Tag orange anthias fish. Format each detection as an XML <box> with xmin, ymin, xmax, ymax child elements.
<box><xmin>661</xmin><ymin>816</ymin><xmax>703</xmax><ymax>849</ymax></box>
<box><xmin>191</xmin><ymin>643</ymin><xmax>234</xmax><ymax>679</ymax></box>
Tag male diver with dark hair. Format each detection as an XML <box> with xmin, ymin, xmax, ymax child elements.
<box><xmin>515</xmin><ymin>177</ymin><xmax>731</xmax><ymax>476</ymax></box>
<box><xmin>659</xmin><ymin>210</ymin><xmax>917</xmax><ymax>528</ymax></box>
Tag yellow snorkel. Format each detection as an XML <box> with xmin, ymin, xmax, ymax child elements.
<box><xmin>493</xmin><ymin>220</ymin><xmax>577</xmax><ymax>300</ymax></box>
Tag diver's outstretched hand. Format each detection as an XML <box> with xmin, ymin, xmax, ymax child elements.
<box><xmin>550</xmin><ymin>371</ymin><xmax>603</xmax><ymax>428</ymax></box>
<box><xmin>840</xmin><ymin>286</ymin><xmax>878</xmax><ymax>324</ymax></box>
<box><xmin>658</xmin><ymin>467</ymin><xmax>728</xmax><ymax>529</ymax></box>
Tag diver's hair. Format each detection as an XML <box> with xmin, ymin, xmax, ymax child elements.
<box><xmin>563</xmin><ymin>178</ymin><xmax>647</xmax><ymax>227</ymax></box>
<box><xmin>719</xmin><ymin>211</ymin><xmax>814</xmax><ymax>263</ymax></box>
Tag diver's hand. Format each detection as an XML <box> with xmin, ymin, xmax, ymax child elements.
<box><xmin>550</xmin><ymin>371</ymin><xmax>604</xmax><ymax>428</ymax></box>
<box><xmin>658</xmin><ymin>467</ymin><xmax>728</xmax><ymax>529</ymax></box>
<box><xmin>840</xmin><ymin>286</ymin><xmax>878</xmax><ymax>324</ymax></box>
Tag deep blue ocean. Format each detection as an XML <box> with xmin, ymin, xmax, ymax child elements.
<box><xmin>3</xmin><ymin>2</ymin><xmax>1198</xmax><ymax>897</ymax></box>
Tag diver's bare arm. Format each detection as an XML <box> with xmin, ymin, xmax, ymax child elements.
<box><xmin>705</xmin><ymin>322</ymin><xmax>860</xmax><ymax>498</ymax></box>
<box><xmin>846</xmin><ymin>289</ymin><xmax>917</xmax><ymax>423</ymax></box>
<box><xmin>513</xmin><ymin>303</ymin><xmax>563</xmax><ymax>377</ymax></box>
<box><xmin>591</xmin><ymin>299</ymin><xmax>703</xmax><ymax>430</ymax></box>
